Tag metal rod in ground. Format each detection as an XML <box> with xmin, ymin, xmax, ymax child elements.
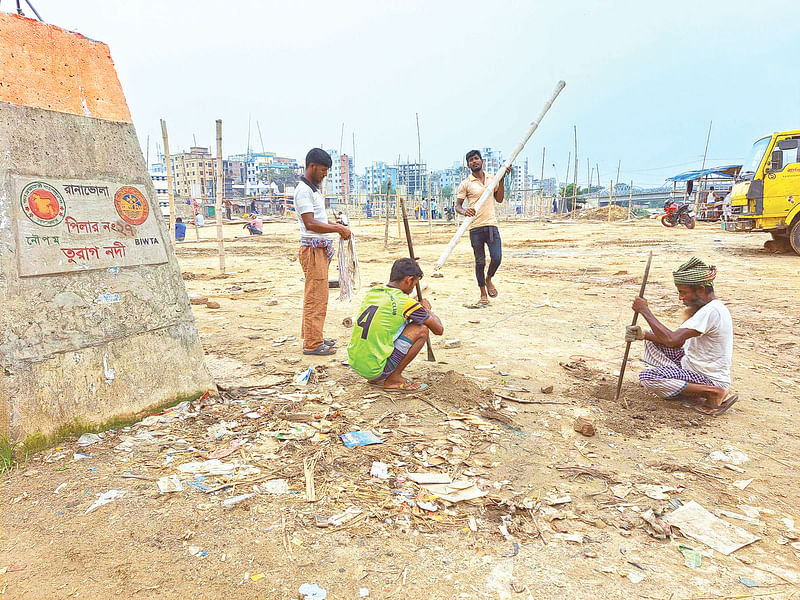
<box><xmin>400</xmin><ymin>198</ymin><xmax>436</xmax><ymax>362</ymax></box>
<box><xmin>614</xmin><ymin>251</ymin><xmax>653</xmax><ymax>408</ymax></box>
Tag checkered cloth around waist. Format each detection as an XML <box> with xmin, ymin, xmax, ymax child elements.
<box><xmin>300</xmin><ymin>237</ymin><xmax>334</xmax><ymax>260</ymax></box>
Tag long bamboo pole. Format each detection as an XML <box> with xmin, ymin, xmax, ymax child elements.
<box><xmin>215</xmin><ymin>119</ymin><xmax>226</xmax><ymax>274</ymax></box>
<box><xmin>435</xmin><ymin>80</ymin><xmax>566</xmax><ymax>270</ymax></box>
<box><xmin>614</xmin><ymin>251</ymin><xmax>653</xmax><ymax>408</ymax></box>
<box><xmin>160</xmin><ymin>119</ymin><xmax>176</xmax><ymax>246</ymax></box>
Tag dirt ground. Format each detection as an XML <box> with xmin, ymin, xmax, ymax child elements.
<box><xmin>2</xmin><ymin>216</ymin><xmax>799</xmax><ymax>600</ymax></box>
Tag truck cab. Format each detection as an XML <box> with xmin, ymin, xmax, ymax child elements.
<box><xmin>726</xmin><ymin>130</ymin><xmax>800</xmax><ymax>254</ymax></box>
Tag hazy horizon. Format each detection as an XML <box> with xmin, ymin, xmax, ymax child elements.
<box><xmin>10</xmin><ymin>0</ymin><xmax>800</xmax><ymax>187</ymax></box>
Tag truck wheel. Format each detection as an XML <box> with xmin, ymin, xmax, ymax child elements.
<box><xmin>790</xmin><ymin>219</ymin><xmax>800</xmax><ymax>256</ymax></box>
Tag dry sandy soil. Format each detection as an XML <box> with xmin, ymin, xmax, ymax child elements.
<box><xmin>2</xmin><ymin>216</ymin><xmax>799</xmax><ymax>600</ymax></box>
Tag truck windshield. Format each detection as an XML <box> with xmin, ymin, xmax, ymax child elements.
<box><xmin>738</xmin><ymin>137</ymin><xmax>771</xmax><ymax>181</ymax></box>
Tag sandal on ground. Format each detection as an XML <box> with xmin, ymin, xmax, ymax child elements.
<box><xmin>487</xmin><ymin>286</ymin><xmax>499</xmax><ymax>298</ymax></box>
<box><xmin>693</xmin><ymin>394</ymin><xmax>738</xmax><ymax>416</ymax></box>
<box><xmin>303</xmin><ymin>343</ymin><xmax>336</xmax><ymax>356</ymax></box>
<box><xmin>384</xmin><ymin>381</ymin><xmax>429</xmax><ymax>393</ymax></box>
<box><xmin>324</xmin><ymin>338</ymin><xmax>337</xmax><ymax>347</ymax></box>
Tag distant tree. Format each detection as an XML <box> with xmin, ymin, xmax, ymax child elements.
<box><xmin>560</xmin><ymin>183</ymin><xmax>588</xmax><ymax>208</ymax></box>
<box><xmin>441</xmin><ymin>185</ymin><xmax>453</xmax><ymax>200</ymax></box>
<box><xmin>260</xmin><ymin>168</ymin><xmax>298</xmax><ymax>190</ymax></box>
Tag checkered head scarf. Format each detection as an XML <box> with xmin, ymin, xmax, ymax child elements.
<box><xmin>673</xmin><ymin>257</ymin><xmax>717</xmax><ymax>286</ymax></box>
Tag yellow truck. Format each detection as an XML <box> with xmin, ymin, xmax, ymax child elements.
<box><xmin>725</xmin><ymin>130</ymin><xmax>800</xmax><ymax>254</ymax></box>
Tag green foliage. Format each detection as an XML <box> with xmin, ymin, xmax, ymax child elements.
<box><xmin>259</xmin><ymin>168</ymin><xmax>298</xmax><ymax>190</ymax></box>
<box><xmin>440</xmin><ymin>185</ymin><xmax>453</xmax><ymax>200</ymax></box>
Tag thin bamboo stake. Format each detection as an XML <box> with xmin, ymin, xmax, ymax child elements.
<box><xmin>435</xmin><ymin>80</ymin><xmax>566</xmax><ymax>270</ymax></box>
<box><xmin>160</xmin><ymin>119</ymin><xmax>176</xmax><ymax>246</ymax></box>
<box><xmin>215</xmin><ymin>119</ymin><xmax>226</xmax><ymax>274</ymax></box>
<box><xmin>608</xmin><ymin>180</ymin><xmax>613</xmax><ymax>222</ymax></box>
<box><xmin>628</xmin><ymin>180</ymin><xmax>633</xmax><ymax>218</ymax></box>
<box><xmin>539</xmin><ymin>147</ymin><xmax>545</xmax><ymax>220</ymax></box>
<box><xmin>384</xmin><ymin>184</ymin><xmax>390</xmax><ymax>250</ymax></box>
<box><xmin>572</xmin><ymin>125</ymin><xmax>578</xmax><ymax>215</ymax></box>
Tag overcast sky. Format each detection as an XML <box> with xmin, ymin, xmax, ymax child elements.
<box><xmin>21</xmin><ymin>0</ymin><xmax>800</xmax><ymax>187</ymax></box>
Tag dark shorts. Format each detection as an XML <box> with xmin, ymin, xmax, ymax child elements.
<box><xmin>376</xmin><ymin>329</ymin><xmax>413</xmax><ymax>380</ymax></box>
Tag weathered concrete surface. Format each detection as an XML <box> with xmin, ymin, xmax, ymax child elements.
<box><xmin>0</xmin><ymin>15</ymin><xmax>212</xmax><ymax>441</ymax></box>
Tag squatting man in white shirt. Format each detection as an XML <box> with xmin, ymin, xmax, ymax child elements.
<box><xmin>625</xmin><ymin>257</ymin><xmax>736</xmax><ymax>416</ymax></box>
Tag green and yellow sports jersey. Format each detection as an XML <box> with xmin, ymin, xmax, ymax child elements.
<box><xmin>347</xmin><ymin>285</ymin><xmax>429</xmax><ymax>379</ymax></box>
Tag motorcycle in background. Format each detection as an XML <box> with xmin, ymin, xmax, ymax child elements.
<box><xmin>661</xmin><ymin>200</ymin><xmax>696</xmax><ymax>229</ymax></box>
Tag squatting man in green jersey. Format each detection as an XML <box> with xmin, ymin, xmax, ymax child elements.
<box><xmin>347</xmin><ymin>258</ymin><xmax>444</xmax><ymax>392</ymax></box>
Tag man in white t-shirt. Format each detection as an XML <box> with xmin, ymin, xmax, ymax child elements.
<box><xmin>295</xmin><ymin>148</ymin><xmax>351</xmax><ymax>356</ymax></box>
<box><xmin>625</xmin><ymin>257</ymin><xmax>737</xmax><ymax>416</ymax></box>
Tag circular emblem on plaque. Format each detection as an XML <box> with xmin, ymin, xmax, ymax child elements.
<box><xmin>20</xmin><ymin>182</ymin><xmax>66</xmax><ymax>227</ymax></box>
<box><xmin>114</xmin><ymin>186</ymin><xmax>150</xmax><ymax>226</ymax></box>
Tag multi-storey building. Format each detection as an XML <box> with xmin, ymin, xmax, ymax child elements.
<box><xmin>326</xmin><ymin>150</ymin><xmax>355</xmax><ymax>200</ymax></box>
<box><xmin>169</xmin><ymin>146</ymin><xmax>217</xmax><ymax>200</ymax></box>
<box><xmin>363</xmin><ymin>161</ymin><xmax>398</xmax><ymax>194</ymax></box>
<box><xmin>397</xmin><ymin>162</ymin><xmax>427</xmax><ymax>198</ymax></box>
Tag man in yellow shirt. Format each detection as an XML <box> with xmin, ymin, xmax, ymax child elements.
<box><xmin>456</xmin><ymin>149</ymin><xmax>506</xmax><ymax>305</ymax></box>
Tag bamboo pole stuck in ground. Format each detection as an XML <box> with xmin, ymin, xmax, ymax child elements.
<box><xmin>614</xmin><ymin>251</ymin><xmax>653</xmax><ymax>408</ymax></box>
<box><xmin>400</xmin><ymin>198</ymin><xmax>436</xmax><ymax>362</ymax></box>
<box><xmin>215</xmin><ymin>119</ymin><xmax>226</xmax><ymax>274</ymax></box>
<box><xmin>434</xmin><ymin>80</ymin><xmax>566</xmax><ymax>270</ymax></box>
<box><xmin>160</xmin><ymin>119</ymin><xmax>176</xmax><ymax>246</ymax></box>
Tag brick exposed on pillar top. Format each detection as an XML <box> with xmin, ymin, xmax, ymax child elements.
<box><xmin>0</xmin><ymin>12</ymin><xmax>132</xmax><ymax>123</ymax></box>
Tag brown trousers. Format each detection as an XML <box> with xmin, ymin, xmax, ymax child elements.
<box><xmin>299</xmin><ymin>245</ymin><xmax>331</xmax><ymax>350</ymax></box>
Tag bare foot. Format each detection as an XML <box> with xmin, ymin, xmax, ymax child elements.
<box><xmin>703</xmin><ymin>387</ymin><xmax>729</xmax><ymax>408</ymax></box>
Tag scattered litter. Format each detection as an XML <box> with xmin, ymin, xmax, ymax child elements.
<box><xmin>188</xmin><ymin>546</ymin><xmax>205</xmax><ymax>557</ymax></box>
<box><xmin>359</xmin><ymin>588</ymin><xmax>370</xmax><ymax>597</ymax></box>
<box><xmin>222</xmin><ymin>493</ymin><xmax>255</xmax><ymax>509</ymax></box>
<box><xmin>177</xmin><ymin>459</ymin><xmax>235</xmax><ymax>476</ymax></box>
<box><xmin>444</xmin><ymin>339</ymin><xmax>462</xmax><ymax>349</ymax></box>
<box><xmin>737</xmin><ymin>576</ymin><xmax>758</xmax><ymax>588</ymax></box>
<box><xmin>157</xmin><ymin>475</ymin><xmax>183</xmax><ymax>494</ymax></box>
<box><xmin>340</xmin><ymin>431</ymin><xmax>383</xmax><ymax>447</ymax></box>
<box><xmin>250</xmin><ymin>572</ymin><xmax>266</xmax><ymax>581</ymax></box>
<box><xmin>708</xmin><ymin>447</ymin><xmax>749</xmax><ymax>465</ymax></box>
<box><xmin>53</xmin><ymin>483</ymin><xmax>67</xmax><ymax>494</ymax></box>
<box><xmin>275</xmin><ymin>425</ymin><xmax>315</xmax><ymax>441</ymax></box>
<box><xmin>208</xmin><ymin>439</ymin><xmax>243</xmax><ymax>460</ymax></box>
<box><xmin>298</xmin><ymin>582</ymin><xmax>328</xmax><ymax>600</ymax></box>
<box><xmin>663</xmin><ymin>500</ymin><xmax>760</xmax><ymax>555</ymax></box>
<box><xmin>554</xmin><ymin>533</ymin><xmax>584</xmax><ymax>544</ymax></box>
<box><xmin>77</xmin><ymin>433</ymin><xmax>101</xmax><ymax>447</ymax></box>
<box><xmin>417</xmin><ymin>478</ymin><xmax>486</xmax><ymax>503</ymax></box>
<box><xmin>370</xmin><ymin>461</ymin><xmax>389</xmax><ymax>479</ymax></box>
<box><xmin>610</xmin><ymin>484</ymin><xmax>632</xmax><ymax>499</ymax></box>
<box><xmin>255</xmin><ymin>479</ymin><xmax>290</xmax><ymax>495</ymax></box>
<box><xmin>73</xmin><ymin>452</ymin><xmax>90</xmax><ymax>460</ymax></box>
<box><xmin>474</xmin><ymin>364</ymin><xmax>495</xmax><ymax>370</ymax></box>
<box><xmin>342</xmin><ymin>317</ymin><xmax>353</xmax><ymax>327</ymax></box>
<box><xmin>621</xmin><ymin>569</ymin><xmax>645</xmax><ymax>584</ymax></box>
<box><xmin>540</xmin><ymin>385</ymin><xmax>554</xmax><ymax>394</ymax></box>
<box><xmin>732</xmin><ymin>478</ymin><xmax>753</xmax><ymax>490</ymax></box>
<box><xmin>544</xmin><ymin>494</ymin><xmax>572</xmax><ymax>506</ymax></box>
<box><xmin>641</xmin><ymin>508</ymin><xmax>672</xmax><ymax>539</ymax></box>
<box><xmin>718</xmin><ymin>509</ymin><xmax>762</xmax><ymax>526</ymax></box>
<box><xmin>635</xmin><ymin>484</ymin><xmax>675</xmax><ymax>501</ymax></box>
<box><xmin>678</xmin><ymin>545</ymin><xmax>702</xmax><ymax>568</ymax></box>
<box><xmin>85</xmin><ymin>489</ymin><xmax>125</xmax><ymax>514</ymax></box>
<box><xmin>417</xmin><ymin>500</ymin><xmax>438</xmax><ymax>512</ymax></box>
<box><xmin>294</xmin><ymin>368</ymin><xmax>313</xmax><ymax>386</ymax></box>
<box><xmin>327</xmin><ymin>506</ymin><xmax>363</xmax><ymax>527</ymax></box>
<box><xmin>406</xmin><ymin>473</ymin><xmax>451</xmax><ymax>485</ymax></box>
<box><xmin>502</xmin><ymin>542</ymin><xmax>520</xmax><ymax>557</ymax></box>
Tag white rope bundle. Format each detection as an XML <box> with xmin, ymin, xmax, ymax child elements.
<box><xmin>337</xmin><ymin>235</ymin><xmax>361</xmax><ymax>302</ymax></box>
